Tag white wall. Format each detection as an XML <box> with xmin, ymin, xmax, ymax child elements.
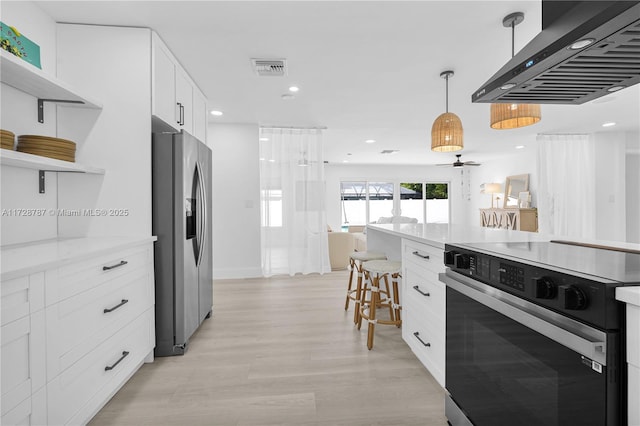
<box><xmin>465</xmin><ymin>149</ymin><xmax>539</xmax><ymax>227</ymax></box>
<box><xmin>594</xmin><ymin>132</ymin><xmax>627</xmax><ymax>242</ymax></box>
<box><xmin>209</xmin><ymin>123</ymin><xmax>262</xmax><ymax>279</ymax></box>
<box><xmin>626</xmin><ymin>131</ymin><xmax>640</xmax><ymax>243</ymax></box>
<box><xmin>465</xmin><ymin>132</ymin><xmax>639</xmax><ymax>243</ymax></box>
<box><xmin>0</xmin><ymin>2</ymin><xmax>60</xmax><ymax>245</ymax></box>
<box><xmin>55</xmin><ymin>24</ymin><xmax>152</xmax><ymax>238</ymax></box>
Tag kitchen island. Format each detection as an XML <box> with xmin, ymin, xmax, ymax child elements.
<box><xmin>367</xmin><ymin>223</ymin><xmax>640</xmax><ymax>423</ymax></box>
<box><xmin>366</xmin><ymin>223</ymin><xmax>547</xmax><ymax>386</ymax></box>
<box><xmin>367</xmin><ymin>222</ymin><xmax>547</xmax><ymax>259</ymax></box>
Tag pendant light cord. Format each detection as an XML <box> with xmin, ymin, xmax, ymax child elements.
<box><xmin>511</xmin><ymin>21</ymin><xmax>515</xmax><ymax>58</ymax></box>
<box><xmin>445</xmin><ymin>74</ymin><xmax>449</xmax><ymax>113</ymax></box>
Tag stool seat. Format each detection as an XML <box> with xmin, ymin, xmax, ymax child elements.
<box><xmin>350</xmin><ymin>251</ymin><xmax>387</xmax><ymax>262</ymax></box>
<box><xmin>361</xmin><ymin>260</ymin><xmax>401</xmax><ymax>275</ymax></box>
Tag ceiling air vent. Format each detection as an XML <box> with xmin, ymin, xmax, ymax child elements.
<box><xmin>251</xmin><ymin>59</ymin><xmax>287</xmax><ymax>76</ymax></box>
<box><xmin>380</xmin><ymin>150</ymin><xmax>399</xmax><ymax>155</ymax></box>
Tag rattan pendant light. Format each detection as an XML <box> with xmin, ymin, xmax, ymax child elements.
<box><xmin>431</xmin><ymin>70</ymin><xmax>463</xmax><ymax>152</ymax></box>
<box><xmin>490</xmin><ymin>12</ymin><xmax>541</xmax><ymax>130</ymax></box>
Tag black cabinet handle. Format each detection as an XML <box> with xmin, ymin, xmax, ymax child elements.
<box><xmin>412</xmin><ymin>285</ymin><xmax>430</xmax><ymax>297</ymax></box>
<box><xmin>103</xmin><ymin>260</ymin><xmax>128</xmax><ymax>271</ymax></box>
<box><xmin>103</xmin><ymin>299</ymin><xmax>129</xmax><ymax>313</ymax></box>
<box><xmin>413</xmin><ymin>332</ymin><xmax>431</xmax><ymax>347</ymax></box>
<box><xmin>412</xmin><ymin>250</ymin><xmax>430</xmax><ymax>260</ymax></box>
<box><xmin>105</xmin><ymin>351</ymin><xmax>129</xmax><ymax>371</ymax></box>
<box><xmin>176</xmin><ymin>102</ymin><xmax>182</xmax><ymax>125</ymax></box>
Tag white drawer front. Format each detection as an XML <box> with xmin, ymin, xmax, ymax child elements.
<box><xmin>402</xmin><ymin>308</ymin><xmax>445</xmax><ymax>387</ymax></box>
<box><xmin>47</xmin><ymin>245</ymin><xmax>152</xmax><ymax>305</ymax></box>
<box><xmin>1</xmin><ymin>310</ymin><xmax>46</xmax><ymax>417</ymax></box>
<box><xmin>403</xmin><ymin>268</ymin><xmax>445</xmax><ymax>321</ymax></box>
<box><xmin>46</xmin><ymin>266</ymin><xmax>153</xmax><ymax>380</ymax></box>
<box><xmin>1</xmin><ymin>386</ymin><xmax>46</xmax><ymax>426</ymax></box>
<box><xmin>47</xmin><ymin>309</ymin><xmax>154</xmax><ymax>426</ymax></box>
<box><xmin>402</xmin><ymin>239</ymin><xmax>444</xmax><ymax>275</ymax></box>
<box><xmin>1</xmin><ymin>273</ymin><xmax>45</xmax><ymax>326</ymax></box>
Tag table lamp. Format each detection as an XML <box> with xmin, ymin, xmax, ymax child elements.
<box><xmin>482</xmin><ymin>183</ymin><xmax>503</xmax><ymax>208</ymax></box>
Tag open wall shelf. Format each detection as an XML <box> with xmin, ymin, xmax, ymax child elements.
<box><xmin>0</xmin><ymin>149</ymin><xmax>105</xmax><ymax>174</ymax></box>
<box><xmin>1</xmin><ymin>50</ymin><xmax>102</xmax><ymax>122</ymax></box>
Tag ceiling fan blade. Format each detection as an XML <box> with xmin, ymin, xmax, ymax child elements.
<box><xmin>464</xmin><ymin>162</ymin><xmax>482</xmax><ymax>166</ymax></box>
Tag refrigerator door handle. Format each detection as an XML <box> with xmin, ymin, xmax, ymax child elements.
<box><xmin>194</xmin><ymin>161</ymin><xmax>205</xmax><ymax>267</ymax></box>
<box><xmin>197</xmin><ymin>160</ymin><xmax>207</xmax><ymax>267</ymax></box>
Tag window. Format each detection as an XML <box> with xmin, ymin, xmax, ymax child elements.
<box><xmin>400</xmin><ymin>183</ymin><xmax>449</xmax><ymax>224</ymax></box>
<box><xmin>261</xmin><ymin>189</ymin><xmax>282</xmax><ymax>227</ymax></box>
<box><xmin>425</xmin><ymin>183</ymin><xmax>449</xmax><ymax>223</ymax></box>
<box><xmin>367</xmin><ymin>181</ymin><xmax>394</xmax><ymax>224</ymax></box>
<box><xmin>340</xmin><ymin>181</ymin><xmax>449</xmax><ymax>226</ymax></box>
<box><xmin>340</xmin><ymin>181</ymin><xmax>366</xmax><ymax>227</ymax></box>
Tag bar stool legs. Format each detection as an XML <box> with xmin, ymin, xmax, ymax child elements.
<box><xmin>343</xmin><ymin>251</ymin><xmax>387</xmax><ymax>324</ymax></box>
<box><xmin>344</xmin><ymin>257</ymin><xmax>356</xmax><ymax>311</ymax></box>
<box><xmin>357</xmin><ymin>260</ymin><xmax>402</xmax><ymax>350</ymax></box>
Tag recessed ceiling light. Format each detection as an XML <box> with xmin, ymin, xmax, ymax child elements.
<box><xmin>259</xmin><ymin>137</ymin><xmax>269</xmax><ymax>141</ymax></box>
<box><xmin>210</xmin><ymin>110</ymin><xmax>223</xmax><ymax>116</ymax></box>
<box><xmin>289</xmin><ymin>86</ymin><xmax>299</xmax><ymax>92</ymax></box>
<box><xmin>568</xmin><ymin>38</ymin><xmax>595</xmax><ymax>50</ymax></box>
<box><xmin>259</xmin><ymin>158</ymin><xmax>266</xmax><ymax>161</ymax></box>
<box><xmin>607</xmin><ymin>86</ymin><xmax>624</xmax><ymax>92</ymax></box>
<box><xmin>515</xmin><ymin>145</ymin><xmax>525</xmax><ymax>149</ymax></box>
<box><xmin>343</xmin><ymin>160</ymin><xmax>349</xmax><ymax>163</ymax></box>
<box><xmin>602</xmin><ymin>122</ymin><xmax>616</xmax><ymax>127</ymax></box>
<box><xmin>365</xmin><ymin>139</ymin><xmax>376</xmax><ymax>144</ymax></box>
<box><xmin>268</xmin><ymin>159</ymin><xmax>275</xmax><ymax>162</ymax></box>
<box><xmin>500</xmin><ymin>83</ymin><xmax>517</xmax><ymax>90</ymax></box>
<box><xmin>281</xmin><ymin>94</ymin><xmax>295</xmax><ymax>100</ymax></box>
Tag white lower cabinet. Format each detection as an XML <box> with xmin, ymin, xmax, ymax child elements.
<box><xmin>401</xmin><ymin>238</ymin><xmax>446</xmax><ymax>387</ymax></box>
<box><xmin>1</xmin><ymin>273</ymin><xmax>47</xmax><ymax>426</ymax></box>
<box><xmin>1</xmin><ymin>240</ymin><xmax>155</xmax><ymax>425</ymax></box>
<box><xmin>47</xmin><ymin>309</ymin><xmax>154</xmax><ymax>425</ymax></box>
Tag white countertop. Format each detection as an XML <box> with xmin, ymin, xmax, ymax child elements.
<box><xmin>617</xmin><ymin>287</ymin><xmax>640</xmax><ymax>307</ymax></box>
<box><xmin>368</xmin><ymin>223</ymin><xmax>548</xmax><ymax>249</ymax></box>
<box><xmin>1</xmin><ymin>236</ymin><xmax>157</xmax><ymax>281</ymax></box>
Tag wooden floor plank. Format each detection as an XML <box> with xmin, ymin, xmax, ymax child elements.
<box><xmin>89</xmin><ymin>271</ymin><xmax>447</xmax><ymax>425</ymax></box>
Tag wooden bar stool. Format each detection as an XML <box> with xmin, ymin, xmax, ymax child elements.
<box><xmin>358</xmin><ymin>260</ymin><xmax>402</xmax><ymax>350</ymax></box>
<box><xmin>344</xmin><ymin>251</ymin><xmax>387</xmax><ymax>324</ymax></box>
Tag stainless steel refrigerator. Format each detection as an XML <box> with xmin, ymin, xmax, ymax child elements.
<box><xmin>152</xmin><ymin>130</ymin><xmax>213</xmax><ymax>356</ymax></box>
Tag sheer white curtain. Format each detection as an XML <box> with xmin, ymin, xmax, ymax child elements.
<box><xmin>259</xmin><ymin>127</ymin><xmax>330</xmax><ymax>276</ymax></box>
<box><xmin>537</xmin><ymin>134</ymin><xmax>596</xmax><ymax>238</ymax></box>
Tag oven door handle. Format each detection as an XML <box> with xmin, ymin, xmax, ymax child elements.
<box><xmin>440</xmin><ymin>270</ymin><xmax>608</xmax><ymax>366</ymax></box>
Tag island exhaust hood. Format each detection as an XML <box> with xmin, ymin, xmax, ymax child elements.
<box><xmin>472</xmin><ymin>1</ymin><xmax>640</xmax><ymax>105</ymax></box>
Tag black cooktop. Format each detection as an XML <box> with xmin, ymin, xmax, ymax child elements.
<box><xmin>450</xmin><ymin>241</ymin><xmax>640</xmax><ymax>284</ymax></box>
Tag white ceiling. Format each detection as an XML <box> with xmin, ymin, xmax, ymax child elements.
<box><xmin>35</xmin><ymin>0</ymin><xmax>640</xmax><ymax>165</ymax></box>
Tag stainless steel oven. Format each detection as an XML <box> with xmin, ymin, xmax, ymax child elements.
<box><xmin>440</xmin><ymin>241</ymin><xmax>640</xmax><ymax>426</ymax></box>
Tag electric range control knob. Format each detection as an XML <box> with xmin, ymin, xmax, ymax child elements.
<box><xmin>559</xmin><ymin>285</ymin><xmax>588</xmax><ymax>310</ymax></box>
<box><xmin>533</xmin><ymin>277</ymin><xmax>557</xmax><ymax>299</ymax></box>
<box><xmin>454</xmin><ymin>253</ymin><xmax>470</xmax><ymax>269</ymax></box>
<box><xmin>443</xmin><ymin>251</ymin><xmax>456</xmax><ymax>267</ymax></box>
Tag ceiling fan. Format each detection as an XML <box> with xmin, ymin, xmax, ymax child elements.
<box><xmin>437</xmin><ymin>154</ymin><xmax>481</xmax><ymax>168</ymax></box>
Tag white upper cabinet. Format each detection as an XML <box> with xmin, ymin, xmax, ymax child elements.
<box><xmin>175</xmin><ymin>67</ymin><xmax>193</xmax><ymax>135</ymax></box>
<box><xmin>151</xmin><ymin>32</ymin><xmax>207</xmax><ymax>141</ymax></box>
<box><xmin>151</xmin><ymin>37</ymin><xmax>176</xmax><ymax>129</ymax></box>
<box><xmin>192</xmin><ymin>89</ymin><xmax>207</xmax><ymax>142</ymax></box>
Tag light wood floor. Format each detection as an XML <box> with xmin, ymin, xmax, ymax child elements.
<box><xmin>89</xmin><ymin>271</ymin><xmax>447</xmax><ymax>426</ymax></box>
